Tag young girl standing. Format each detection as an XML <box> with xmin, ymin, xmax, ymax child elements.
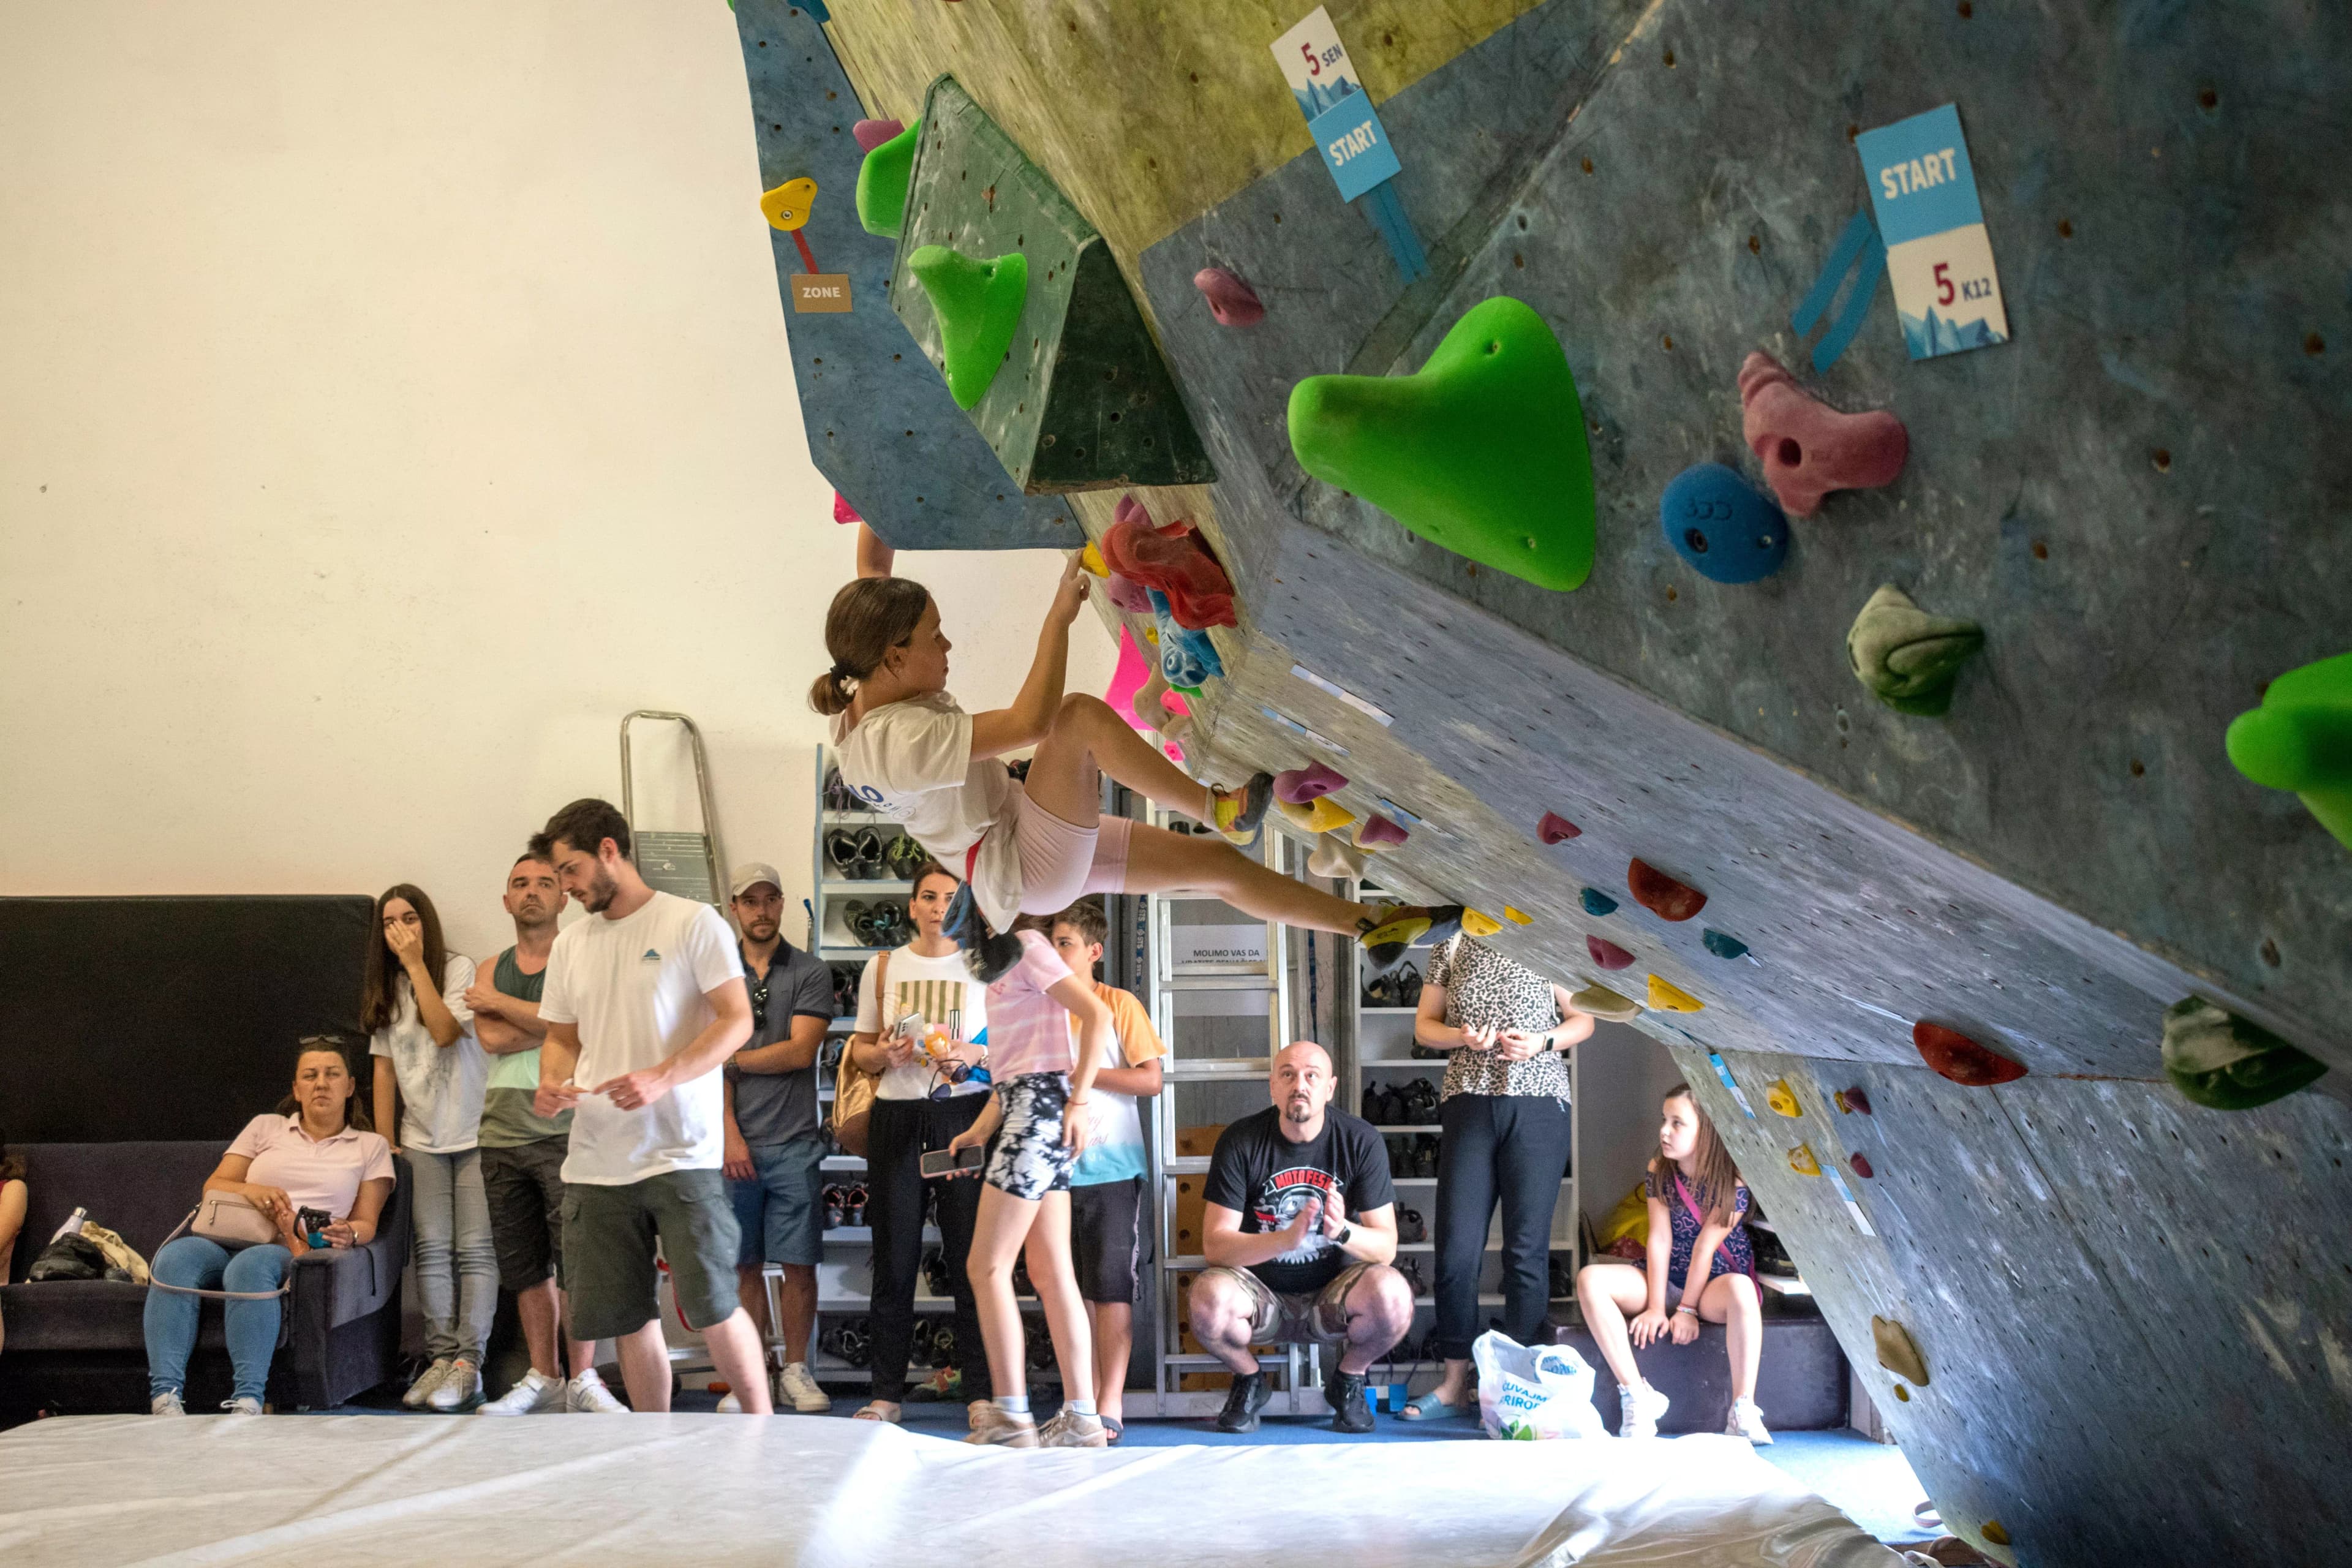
<box><xmin>1574</xmin><ymin>1084</ymin><xmax>1769</xmax><ymax>1443</ymax></box>
<box><xmin>809</xmin><ymin>561</ymin><xmax>1460</xmax><ymax>979</ymax></box>
<box><xmin>365</xmin><ymin>883</ymin><xmax>498</xmax><ymax>1413</ymax></box>
<box><xmin>941</xmin><ymin>924</ymin><xmax>1115</xmax><ymax>1447</ymax></box>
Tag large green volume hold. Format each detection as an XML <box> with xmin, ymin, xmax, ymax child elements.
<box><xmin>2161</xmin><ymin>996</ymin><xmax>2327</xmax><ymax>1110</ymax></box>
<box><xmin>855</xmin><ymin>118</ymin><xmax>920</xmax><ymax>239</ymax></box>
<box><xmin>2226</xmin><ymin>649</ymin><xmax>2352</xmax><ymax>848</ymax></box>
<box><xmin>1286</xmin><ymin>296</ymin><xmax>1596</xmax><ymax>592</ymax></box>
<box><xmin>907</xmin><ymin>244</ymin><xmax>1027</xmax><ymax>410</ymax></box>
<box><xmin>1845</xmin><ymin>584</ymin><xmax>1984</xmax><ymax>717</ymax></box>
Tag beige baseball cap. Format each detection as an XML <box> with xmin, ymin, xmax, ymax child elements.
<box><xmin>729</xmin><ymin>862</ymin><xmax>785</xmax><ymax>898</ymax></box>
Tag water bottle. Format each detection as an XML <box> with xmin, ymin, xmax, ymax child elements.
<box><xmin>50</xmin><ymin>1206</ymin><xmax>88</xmax><ymax>1245</ymax></box>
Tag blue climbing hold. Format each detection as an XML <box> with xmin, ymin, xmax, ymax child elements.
<box><xmin>1702</xmin><ymin>929</ymin><xmax>1750</xmax><ymax>960</ymax></box>
<box><xmin>1580</xmin><ymin>888</ymin><xmax>1619</xmax><ymax>918</ymax></box>
<box><xmin>1660</xmin><ymin>463</ymin><xmax>1789</xmax><ymax>585</ymax></box>
<box><xmin>1150</xmin><ymin>589</ymin><xmax>1223</xmax><ymax>688</ymax></box>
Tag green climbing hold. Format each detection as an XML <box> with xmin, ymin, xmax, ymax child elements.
<box><xmin>1845</xmin><ymin>584</ymin><xmax>1983</xmax><ymax>717</ymax></box>
<box><xmin>2226</xmin><ymin>649</ymin><xmax>2352</xmax><ymax>849</ymax></box>
<box><xmin>854</xmin><ymin>117</ymin><xmax>921</xmax><ymax>239</ymax></box>
<box><xmin>2161</xmin><ymin>996</ymin><xmax>2327</xmax><ymax>1110</ymax></box>
<box><xmin>906</xmin><ymin>244</ymin><xmax>1029</xmax><ymax>411</ymax></box>
<box><xmin>1286</xmin><ymin>296</ymin><xmax>1596</xmax><ymax>592</ymax></box>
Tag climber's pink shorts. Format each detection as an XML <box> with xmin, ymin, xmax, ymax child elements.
<box><xmin>1008</xmin><ymin>784</ymin><xmax>1133</xmax><ymax>916</ymax></box>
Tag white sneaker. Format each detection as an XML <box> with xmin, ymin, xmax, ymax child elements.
<box><xmin>477</xmin><ymin>1369</ymin><xmax>565</xmax><ymax>1415</ymax></box>
<box><xmin>1617</xmin><ymin>1381</ymin><xmax>1671</xmax><ymax>1439</ymax></box>
<box><xmin>150</xmin><ymin>1392</ymin><xmax>186</xmax><ymax>1417</ymax></box>
<box><xmin>402</xmin><ymin>1359</ymin><xmax>455</xmax><ymax>1408</ymax></box>
<box><xmin>777</xmin><ymin>1361</ymin><xmax>829</xmax><ymax>1414</ymax></box>
<box><xmin>426</xmin><ymin>1360</ymin><xmax>482</xmax><ymax>1412</ymax></box>
<box><xmin>566</xmin><ymin>1369</ymin><xmax>628</xmax><ymax>1413</ymax></box>
<box><xmin>221</xmin><ymin>1396</ymin><xmax>264</xmax><ymax>1416</ymax></box>
<box><xmin>1726</xmin><ymin>1396</ymin><xmax>1773</xmax><ymax>1444</ymax></box>
<box><xmin>716</xmin><ymin>1391</ymin><xmax>742</xmax><ymax>1413</ymax></box>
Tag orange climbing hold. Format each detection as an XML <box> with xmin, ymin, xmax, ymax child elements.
<box><xmin>1913</xmin><ymin>1021</ymin><xmax>2027</xmax><ymax>1087</ymax></box>
<box><xmin>1099</xmin><ymin>494</ymin><xmax>1237</xmax><ymax>630</ymax></box>
<box><xmin>1586</xmin><ymin>935</ymin><xmax>1634</xmax><ymax>971</ymax></box>
<box><xmin>1627</xmin><ymin>859</ymin><xmax>1707</xmax><ymax>921</ymax></box>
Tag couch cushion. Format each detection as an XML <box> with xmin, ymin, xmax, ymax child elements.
<box><xmin>12</xmin><ymin>1142</ymin><xmax>230</xmax><ymax>1282</ymax></box>
<box><xmin>0</xmin><ymin>1278</ymin><xmax>225</xmax><ymax>1354</ymax></box>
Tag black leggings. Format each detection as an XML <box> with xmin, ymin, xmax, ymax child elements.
<box><xmin>1431</xmin><ymin>1093</ymin><xmax>1572</xmax><ymax>1362</ymax></box>
<box><xmin>865</xmin><ymin>1093</ymin><xmax>992</xmax><ymax>1404</ymax></box>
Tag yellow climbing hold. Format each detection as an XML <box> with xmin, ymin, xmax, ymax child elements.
<box><xmin>1870</xmin><ymin>1315</ymin><xmax>1930</xmax><ymax>1384</ymax></box>
<box><xmin>1569</xmin><ymin>984</ymin><xmax>1640</xmax><ymax>1022</ymax></box>
<box><xmin>1461</xmin><ymin>908</ymin><xmax>1506</xmax><ymax>938</ymax></box>
<box><xmin>1765</xmin><ymin>1079</ymin><xmax>1802</xmax><ymax>1117</ymax></box>
<box><xmin>1275</xmin><ymin>796</ymin><xmax>1355</xmax><ymax>834</ymax></box>
<box><xmin>1080</xmin><ymin>541</ymin><xmax>1109</xmax><ymax>576</ymax></box>
<box><xmin>760</xmin><ymin>176</ymin><xmax>818</xmax><ymax>232</ymax></box>
<box><xmin>1504</xmin><ymin>905</ymin><xmax>1532</xmax><ymax>924</ymax></box>
<box><xmin>1646</xmin><ymin>974</ymin><xmax>1704</xmax><ymax>1012</ymax></box>
<box><xmin>1980</xmin><ymin>1521</ymin><xmax>2010</xmax><ymax>1548</ymax></box>
<box><xmin>1787</xmin><ymin>1142</ymin><xmax>1821</xmax><ymax>1176</ymax></box>
<box><xmin>1142</xmin><ymin>627</ymin><xmax>1159</xmax><ymax>645</ymax></box>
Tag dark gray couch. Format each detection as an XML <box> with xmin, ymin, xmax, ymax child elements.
<box><xmin>1</xmin><ymin>1140</ymin><xmax>410</xmax><ymax>1419</ymax></box>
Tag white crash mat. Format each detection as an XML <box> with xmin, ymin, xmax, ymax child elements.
<box><xmin>0</xmin><ymin>1414</ymin><xmax>1906</xmax><ymax>1567</ymax></box>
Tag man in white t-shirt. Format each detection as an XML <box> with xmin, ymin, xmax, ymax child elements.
<box><xmin>527</xmin><ymin>797</ymin><xmax>772</xmax><ymax>1415</ymax></box>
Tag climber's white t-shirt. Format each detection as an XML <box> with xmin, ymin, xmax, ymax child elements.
<box><xmin>832</xmin><ymin>692</ymin><xmax>1025</xmax><ymax>930</ymax></box>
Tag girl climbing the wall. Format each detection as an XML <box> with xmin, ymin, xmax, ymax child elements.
<box><xmin>809</xmin><ymin>560</ymin><xmax>1460</xmax><ymax>979</ymax></box>
<box><xmin>1574</xmin><ymin>1084</ymin><xmax>1770</xmax><ymax>1443</ymax></box>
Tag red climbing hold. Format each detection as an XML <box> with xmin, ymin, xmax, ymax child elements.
<box><xmin>1099</xmin><ymin>494</ymin><xmax>1238</xmax><ymax>630</ymax></box>
<box><xmin>851</xmin><ymin>119</ymin><xmax>906</xmax><ymax>154</ymax></box>
<box><xmin>1737</xmin><ymin>352</ymin><xmax>1908</xmax><ymax>519</ymax></box>
<box><xmin>1912</xmin><ymin>1021</ymin><xmax>2028</xmax><ymax>1087</ymax></box>
<box><xmin>1627</xmin><ymin>859</ymin><xmax>1707</xmax><ymax>922</ymax></box>
<box><xmin>1193</xmin><ymin>267</ymin><xmax>1265</xmax><ymax>328</ymax></box>
<box><xmin>1834</xmin><ymin>1087</ymin><xmax>1872</xmax><ymax>1116</ymax></box>
<box><xmin>1275</xmin><ymin>762</ymin><xmax>1348</xmax><ymax>804</ymax></box>
<box><xmin>833</xmin><ymin>492</ymin><xmax>862</xmax><ymax>524</ymax></box>
<box><xmin>1538</xmin><ymin>812</ymin><xmax>1581</xmax><ymax>844</ymax></box>
<box><xmin>1358</xmin><ymin>813</ymin><xmax>1409</xmax><ymax>847</ymax></box>
<box><xmin>1849</xmin><ymin>1152</ymin><xmax>1874</xmax><ymax>1179</ymax></box>
<box><xmin>1586</xmin><ymin>935</ymin><xmax>1635</xmax><ymax>971</ymax></box>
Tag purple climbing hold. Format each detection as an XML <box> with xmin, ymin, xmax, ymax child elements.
<box><xmin>1194</xmin><ymin>266</ymin><xmax>1265</xmax><ymax>328</ymax></box>
<box><xmin>1359</xmin><ymin>813</ymin><xmax>1410</xmax><ymax>847</ymax></box>
<box><xmin>1275</xmin><ymin>762</ymin><xmax>1348</xmax><ymax>804</ymax></box>
<box><xmin>852</xmin><ymin>118</ymin><xmax>906</xmax><ymax>154</ymax></box>
<box><xmin>1586</xmin><ymin>935</ymin><xmax>1635</xmax><ymax>971</ymax></box>
<box><xmin>1104</xmin><ymin>571</ymin><xmax>1152</xmax><ymax>614</ymax></box>
<box><xmin>1539</xmin><ymin>812</ymin><xmax>1581</xmax><ymax>844</ymax></box>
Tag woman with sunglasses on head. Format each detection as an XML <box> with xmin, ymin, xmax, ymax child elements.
<box><xmin>842</xmin><ymin>859</ymin><xmax>995</xmax><ymax>1423</ymax></box>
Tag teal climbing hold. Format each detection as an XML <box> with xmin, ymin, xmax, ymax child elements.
<box><xmin>1702</xmin><ymin>929</ymin><xmax>1749</xmax><ymax>960</ymax></box>
<box><xmin>1580</xmin><ymin>888</ymin><xmax>1618</xmax><ymax>918</ymax></box>
<box><xmin>1286</xmin><ymin>296</ymin><xmax>1596</xmax><ymax>592</ymax></box>
<box><xmin>1845</xmin><ymin>584</ymin><xmax>1983</xmax><ymax>717</ymax></box>
<box><xmin>2162</xmin><ymin>997</ymin><xmax>2327</xmax><ymax>1110</ymax></box>
<box><xmin>854</xmin><ymin>117</ymin><xmax>921</xmax><ymax>238</ymax></box>
<box><xmin>906</xmin><ymin>244</ymin><xmax>1029</xmax><ymax>411</ymax></box>
<box><xmin>2226</xmin><ymin>649</ymin><xmax>2352</xmax><ymax>849</ymax></box>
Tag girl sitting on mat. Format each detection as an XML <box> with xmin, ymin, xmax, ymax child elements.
<box><xmin>940</xmin><ymin>921</ymin><xmax>1114</xmax><ymax>1447</ymax></box>
<box><xmin>808</xmin><ymin>559</ymin><xmax>1460</xmax><ymax>981</ymax></box>
<box><xmin>1574</xmin><ymin>1084</ymin><xmax>1770</xmax><ymax>1444</ymax></box>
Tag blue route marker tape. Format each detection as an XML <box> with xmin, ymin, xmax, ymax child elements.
<box><xmin>1792</xmin><ymin>208</ymin><xmax>1886</xmax><ymax>373</ymax></box>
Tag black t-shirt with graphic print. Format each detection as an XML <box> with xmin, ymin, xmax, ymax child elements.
<box><xmin>1202</xmin><ymin>1106</ymin><xmax>1396</xmax><ymax>1295</ymax></box>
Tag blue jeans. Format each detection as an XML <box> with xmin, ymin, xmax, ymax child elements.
<box><xmin>726</xmin><ymin>1134</ymin><xmax>827</xmax><ymax>1267</ymax></box>
<box><xmin>145</xmin><ymin>1236</ymin><xmax>291</xmax><ymax>1403</ymax></box>
<box><xmin>408</xmin><ymin>1148</ymin><xmax>499</xmax><ymax>1362</ymax></box>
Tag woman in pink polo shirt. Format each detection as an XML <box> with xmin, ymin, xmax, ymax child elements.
<box><xmin>143</xmin><ymin>1039</ymin><xmax>396</xmax><ymax>1415</ymax></box>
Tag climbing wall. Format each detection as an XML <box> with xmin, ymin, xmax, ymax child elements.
<box><xmin>748</xmin><ymin>4</ymin><xmax>2352</xmax><ymax>1562</ymax></box>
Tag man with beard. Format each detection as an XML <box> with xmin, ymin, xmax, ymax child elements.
<box><xmin>714</xmin><ymin>862</ymin><xmax>835</xmax><ymax>1414</ymax></box>
<box><xmin>526</xmin><ymin>798</ymin><xmax>772</xmax><ymax>1413</ymax></box>
<box><xmin>469</xmin><ymin>852</ymin><xmax>624</xmax><ymax>1414</ymax></box>
<box><xmin>1191</xmin><ymin>1041</ymin><xmax>1412</xmax><ymax>1435</ymax></box>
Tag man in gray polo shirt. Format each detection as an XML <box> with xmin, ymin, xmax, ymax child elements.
<box><xmin>718</xmin><ymin>862</ymin><xmax>837</xmax><ymax>1414</ymax></box>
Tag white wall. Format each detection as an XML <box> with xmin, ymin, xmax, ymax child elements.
<box><xmin>0</xmin><ymin>1</ymin><xmax>1115</xmax><ymax>960</ymax></box>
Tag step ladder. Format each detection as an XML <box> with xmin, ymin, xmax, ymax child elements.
<box><xmin>619</xmin><ymin>710</ymin><xmax>728</xmax><ymax>907</ymax></box>
<box><xmin>1142</xmin><ymin>809</ymin><xmax>1327</xmax><ymax>1418</ymax></box>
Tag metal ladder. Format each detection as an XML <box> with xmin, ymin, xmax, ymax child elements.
<box><xmin>619</xmin><ymin>710</ymin><xmax>728</xmax><ymax>907</ymax></box>
<box><xmin>1144</xmin><ymin>811</ymin><xmax>1324</xmax><ymax>1417</ymax></box>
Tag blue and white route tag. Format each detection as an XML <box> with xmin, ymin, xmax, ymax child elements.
<box><xmin>1824</xmin><ymin>1163</ymin><xmax>1877</xmax><ymax>1237</ymax></box>
<box><xmin>1708</xmin><ymin>1053</ymin><xmax>1757</xmax><ymax>1119</ymax></box>
<box><xmin>1272</xmin><ymin>7</ymin><xmax>1401</xmax><ymax>203</ymax></box>
<box><xmin>1855</xmin><ymin>104</ymin><xmax>2008</xmax><ymax>360</ymax></box>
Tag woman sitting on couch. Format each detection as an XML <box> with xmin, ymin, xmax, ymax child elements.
<box><xmin>143</xmin><ymin>1038</ymin><xmax>396</xmax><ymax>1415</ymax></box>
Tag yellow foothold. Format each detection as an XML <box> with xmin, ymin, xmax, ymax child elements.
<box><xmin>1275</xmin><ymin>796</ymin><xmax>1355</xmax><ymax>834</ymax></box>
<box><xmin>1080</xmin><ymin>541</ymin><xmax>1109</xmax><ymax>576</ymax></box>
<box><xmin>1787</xmin><ymin>1142</ymin><xmax>1821</xmax><ymax>1176</ymax></box>
<box><xmin>1569</xmin><ymin>984</ymin><xmax>1640</xmax><ymax>1022</ymax></box>
<box><xmin>1980</xmin><ymin>1521</ymin><xmax>2010</xmax><ymax>1548</ymax></box>
<box><xmin>1646</xmin><ymin>974</ymin><xmax>1704</xmax><ymax>1012</ymax></box>
<box><xmin>1143</xmin><ymin>627</ymin><xmax>1159</xmax><ymax>646</ymax></box>
<box><xmin>1503</xmin><ymin>905</ymin><xmax>1532</xmax><ymax>924</ymax></box>
<box><xmin>1462</xmin><ymin>908</ymin><xmax>1506</xmax><ymax>938</ymax></box>
<box><xmin>1764</xmin><ymin>1079</ymin><xmax>1802</xmax><ymax>1117</ymax></box>
<box><xmin>759</xmin><ymin>176</ymin><xmax>818</xmax><ymax>232</ymax></box>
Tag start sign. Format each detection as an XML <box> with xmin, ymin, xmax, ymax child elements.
<box><xmin>1856</xmin><ymin>103</ymin><xmax>2010</xmax><ymax>359</ymax></box>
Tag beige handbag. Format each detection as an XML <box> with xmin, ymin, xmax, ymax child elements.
<box><xmin>192</xmin><ymin>1190</ymin><xmax>283</xmax><ymax>1247</ymax></box>
<box><xmin>829</xmin><ymin>951</ymin><xmax>886</xmax><ymax>1158</ymax></box>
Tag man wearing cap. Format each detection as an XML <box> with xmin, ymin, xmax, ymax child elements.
<box><xmin>718</xmin><ymin>862</ymin><xmax>838</xmax><ymax>1413</ymax></box>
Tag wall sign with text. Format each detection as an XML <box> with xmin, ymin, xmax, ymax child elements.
<box><xmin>1856</xmin><ymin>104</ymin><xmax>2008</xmax><ymax>360</ymax></box>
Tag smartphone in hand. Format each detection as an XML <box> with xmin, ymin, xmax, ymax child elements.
<box><xmin>919</xmin><ymin>1146</ymin><xmax>985</xmax><ymax>1180</ymax></box>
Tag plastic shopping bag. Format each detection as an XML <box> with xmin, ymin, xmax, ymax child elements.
<box><xmin>1473</xmin><ymin>1329</ymin><xmax>1607</xmax><ymax>1441</ymax></box>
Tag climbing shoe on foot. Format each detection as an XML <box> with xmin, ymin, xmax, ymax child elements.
<box><xmin>1325</xmin><ymin>1366</ymin><xmax>1376</xmax><ymax>1434</ymax></box>
<box><xmin>1212</xmin><ymin>772</ymin><xmax>1274</xmax><ymax>845</ymax></box>
<box><xmin>1216</xmin><ymin>1370</ymin><xmax>1272</xmax><ymax>1433</ymax></box>
<box><xmin>1359</xmin><ymin>905</ymin><xmax>1465</xmax><ymax>974</ymax></box>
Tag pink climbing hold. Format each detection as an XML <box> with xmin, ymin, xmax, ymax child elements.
<box><xmin>1103</xmin><ymin>571</ymin><xmax>1153</xmax><ymax>614</ymax></box>
<box><xmin>1586</xmin><ymin>935</ymin><xmax>1635</xmax><ymax>971</ymax></box>
<box><xmin>851</xmin><ymin>119</ymin><xmax>906</xmax><ymax>154</ymax></box>
<box><xmin>1100</xmin><ymin>494</ymin><xmax>1238</xmax><ymax>630</ymax></box>
<box><xmin>1358</xmin><ymin>813</ymin><xmax>1409</xmax><ymax>847</ymax></box>
<box><xmin>1737</xmin><ymin>351</ymin><xmax>1908</xmax><ymax>519</ymax></box>
<box><xmin>1538</xmin><ymin>812</ymin><xmax>1581</xmax><ymax>845</ymax></box>
<box><xmin>1275</xmin><ymin>762</ymin><xmax>1348</xmax><ymax>804</ymax></box>
<box><xmin>1105</xmin><ymin>625</ymin><xmax>1155</xmax><ymax>732</ymax></box>
<box><xmin>832</xmin><ymin>492</ymin><xmax>862</xmax><ymax>524</ymax></box>
<box><xmin>1194</xmin><ymin>266</ymin><xmax>1265</xmax><ymax>328</ymax></box>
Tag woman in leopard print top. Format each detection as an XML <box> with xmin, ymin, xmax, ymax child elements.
<box><xmin>1398</xmin><ymin>936</ymin><xmax>1593</xmax><ymax>1419</ymax></box>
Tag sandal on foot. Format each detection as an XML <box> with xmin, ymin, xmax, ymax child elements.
<box><xmin>1101</xmin><ymin>1414</ymin><xmax>1125</xmax><ymax>1444</ymax></box>
<box><xmin>853</xmin><ymin>1401</ymin><xmax>900</xmax><ymax>1423</ymax></box>
<box><xmin>1399</xmin><ymin>1389</ymin><xmax>1475</xmax><ymax>1420</ymax></box>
